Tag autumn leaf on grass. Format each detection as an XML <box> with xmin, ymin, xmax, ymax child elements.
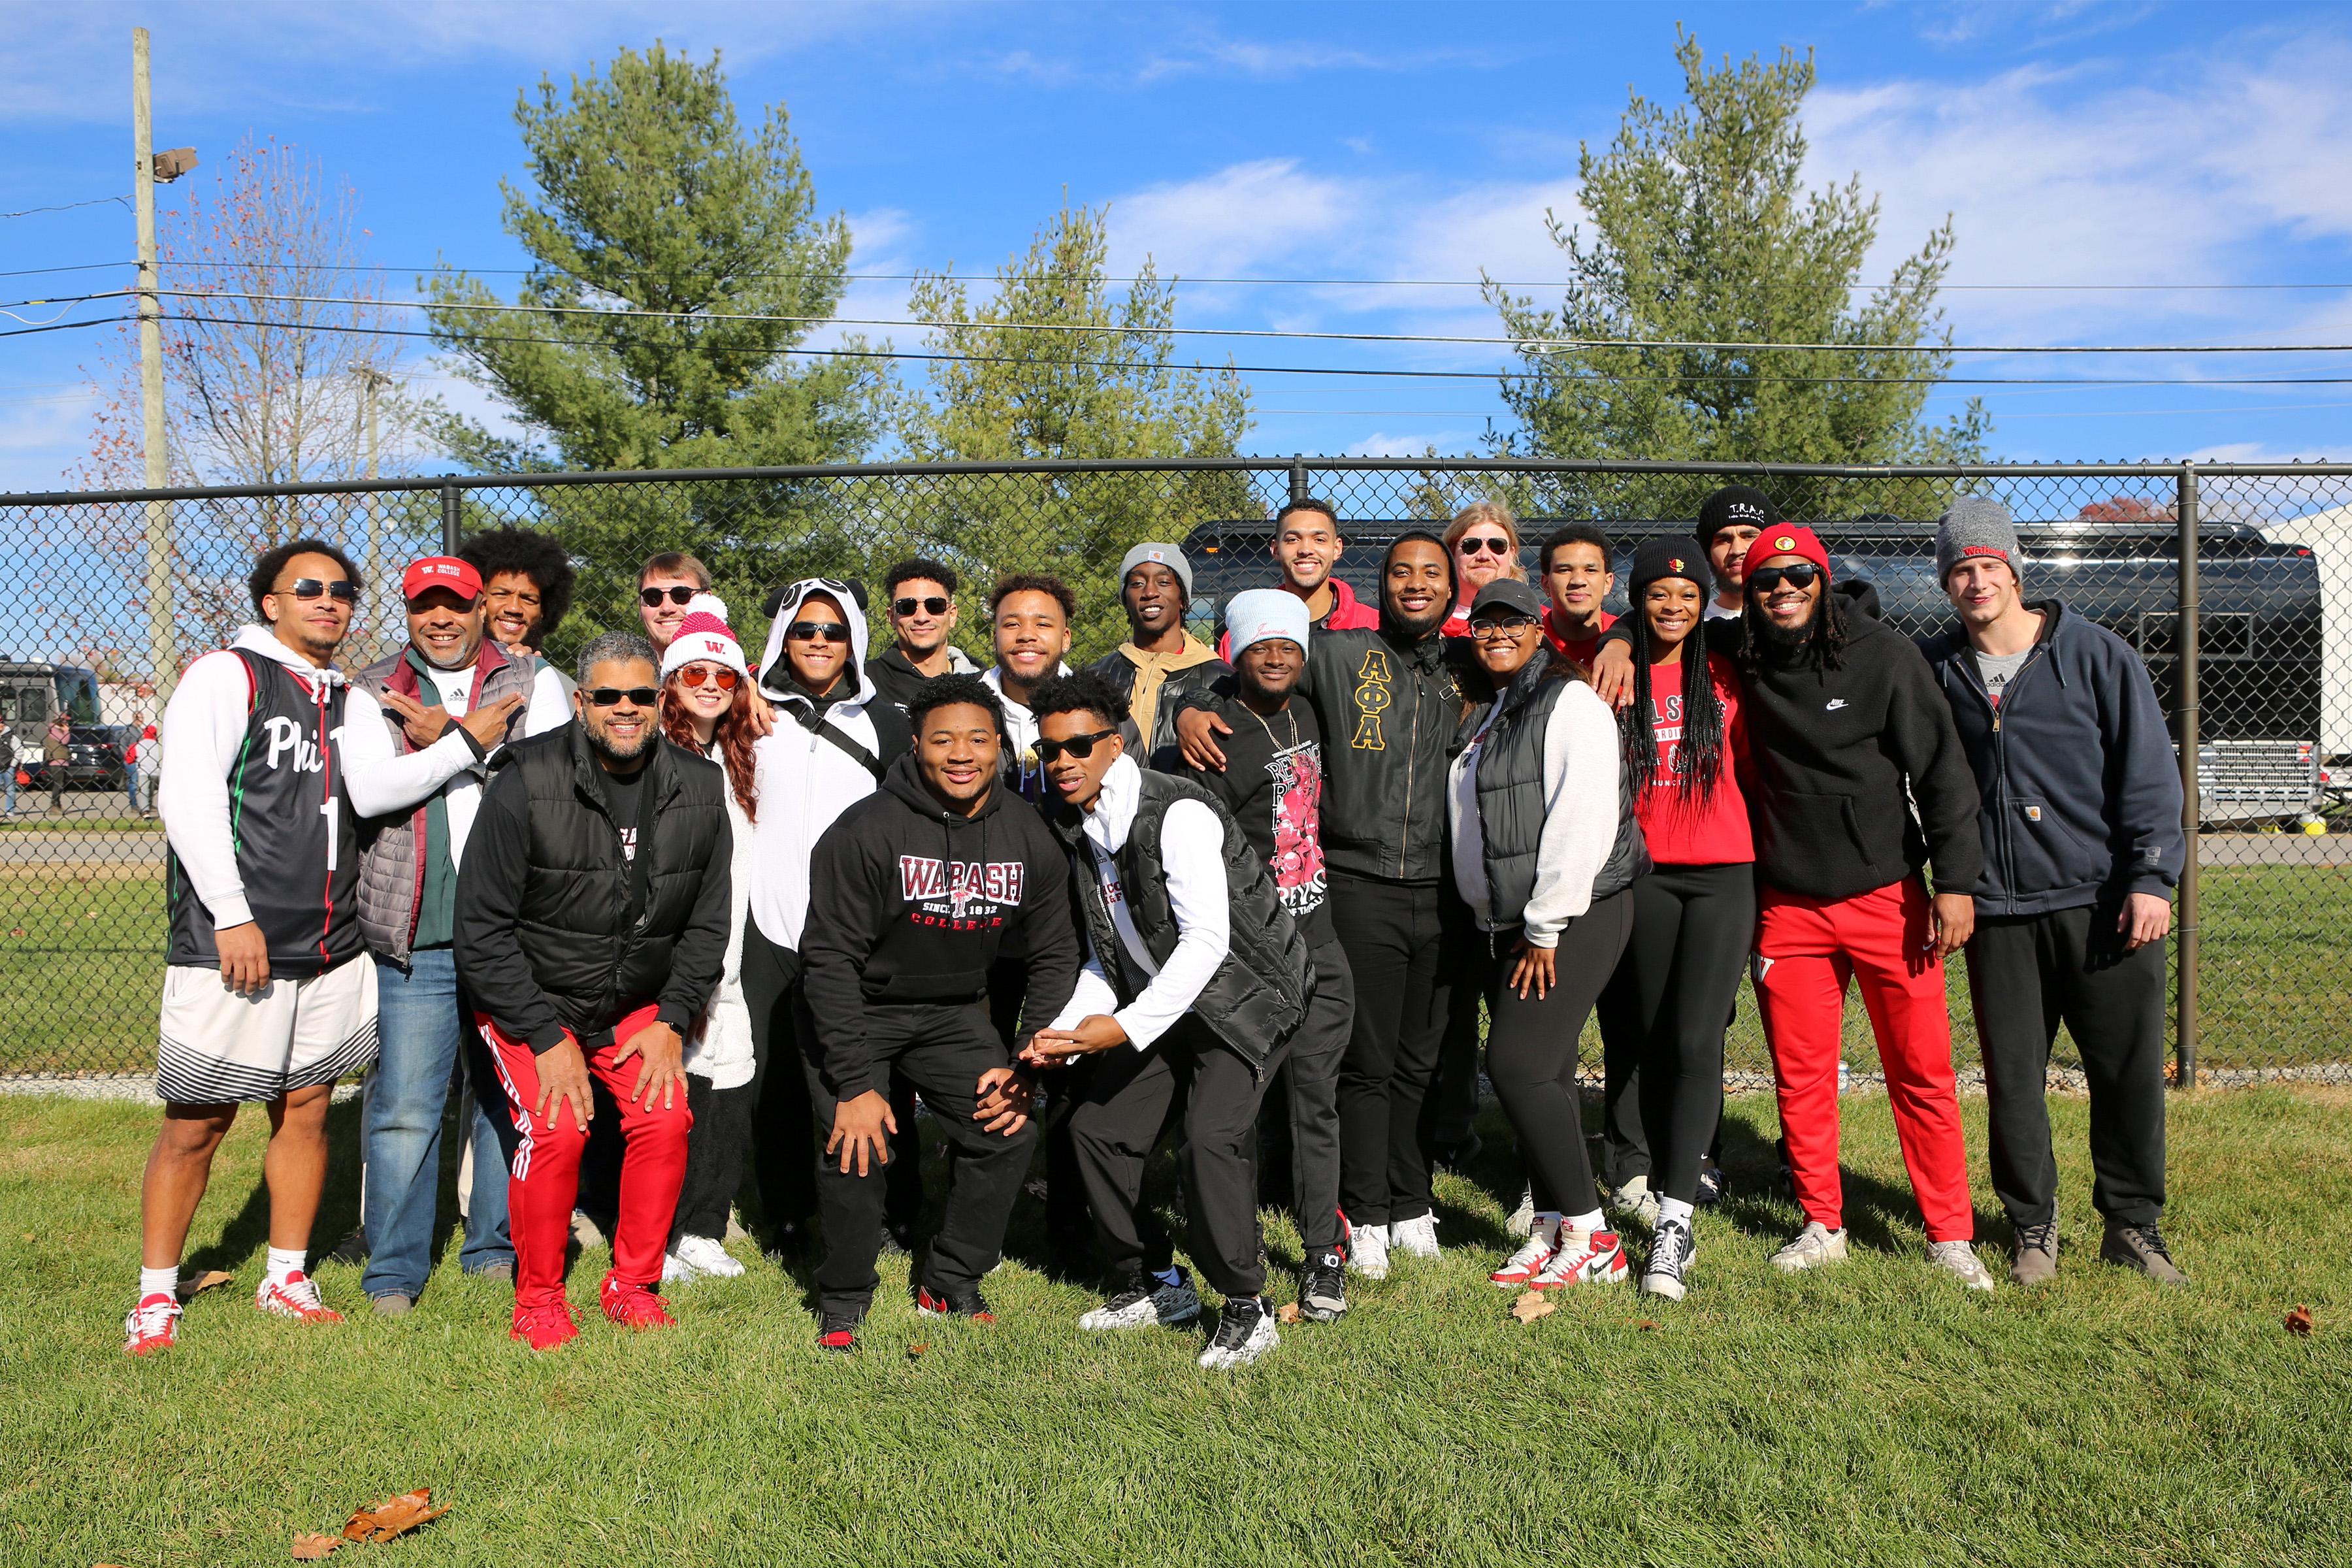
<box><xmin>289</xmin><ymin>1532</ymin><xmax>342</xmax><ymax>1560</ymax></box>
<box><xmin>1276</xmin><ymin>1303</ymin><xmax>1301</xmax><ymax>1326</ymax></box>
<box><xmin>342</xmin><ymin>1488</ymin><xmax>450</xmax><ymax>1544</ymax></box>
<box><xmin>905</xmin><ymin>1344</ymin><xmax>929</xmax><ymax>1360</ymax></box>
<box><xmin>2286</xmin><ymin>1305</ymin><xmax>2315</xmax><ymax>1337</ymax></box>
<box><xmin>1510</xmin><ymin>1292</ymin><xmax>1556</xmax><ymax>1325</ymax></box>
<box><xmin>176</xmin><ymin>1270</ymin><xmax>234</xmax><ymax>1303</ymax></box>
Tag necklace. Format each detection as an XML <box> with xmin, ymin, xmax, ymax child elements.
<box><xmin>1246</xmin><ymin>700</ymin><xmax>1298</xmax><ymax>751</ymax></box>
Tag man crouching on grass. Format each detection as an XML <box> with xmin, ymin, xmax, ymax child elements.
<box><xmin>455</xmin><ymin>632</ymin><xmax>733</xmax><ymax>1350</ymax></box>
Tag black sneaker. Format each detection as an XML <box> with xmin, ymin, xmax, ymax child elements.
<box><xmin>816</xmin><ymin>1311</ymin><xmax>862</xmax><ymax>1352</ymax></box>
<box><xmin>1432</xmin><ymin>1131</ymin><xmax>1484</xmax><ymax>1174</ymax></box>
<box><xmin>2101</xmin><ymin>1220</ymin><xmax>2187</xmax><ymax>1285</ymax></box>
<box><xmin>915</xmin><ymin>1283</ymin><xmax>996</xmax><ymax>1322</ymax></box>
<box><xmin>1296</xmin><ymin>1249</ymin><xmax>1348</xmax><ymax>1322</ymax></box>
<box><xmin>1695</xmin><ymin>1157</ymin><xmax>1727</xmax><ymax>1208</ymax></box>
<box><xmin>1198</xmin><ymin>1295</ymin><xmax>1279</xmax><ymax>1369</ymax></box>
<box><xmin>1640</xmin><ymin>1217</ymin><xmax>1695</xmax><ymax>1301</ymax></box>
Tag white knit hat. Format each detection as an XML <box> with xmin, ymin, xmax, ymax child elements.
<box><xmin>1224</xmin><ymin>588</ymin><xmax>1311</xmax><ymax>658</ymax></box>
<box><xmin>659</xmin><ymin>593</ymin><xmax>748</xmax><ymax>681</ymax></box>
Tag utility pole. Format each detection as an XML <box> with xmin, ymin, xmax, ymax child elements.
<box><xmin>133</xmin><ymin>29</ymin><xmax>176</xmax><ymax>701</ymax></box>
<box><xmin>351</xmin><ymin>365</ymin><xmax>392</xmax><ymax>655</ymax></box>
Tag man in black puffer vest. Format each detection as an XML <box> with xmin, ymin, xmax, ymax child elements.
<box><xmin>1026</xmin><ymin>672</ymin><xmax>1315</xmax><ymax>1371</ymax></box>
<box><xmin>456</xmin><ymin>631</ymin><xmax>732</xmax><ymax>1350</ymax></box>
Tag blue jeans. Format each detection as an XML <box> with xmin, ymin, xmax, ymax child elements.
<box><xmin>362</xmin><ymin>947</ymin><xmax>517</xmax><ymax>1298</ymax></box>
<box><xmin>124</xmin><ymin>763</ymin><xmax>139</xmax><ymax>811</ymax></box>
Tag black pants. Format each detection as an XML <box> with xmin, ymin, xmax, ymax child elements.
<box><xmin>1967</xmin><ymin>902</ymin><xmax>2168</xmax><ymax>1228</ymax></box>
<box><xmin>1477</xmin><ymin>891</ymin><xmax>1633</xmax><ymax>1218</ymax></box>
<box><xmin>806</xmin><ymin>1001</ymin><xmax>1035</xmax><ymax>1317</ymax></box>
<box><xmin>1628</xmin><ymin>863</ymin><xmax>1755</xmax><ymax>1205</ymax></box>
<box><xmin>745</xmin><ymin>926</ymin><xmax>919</xmax><ymax>1237</ymax></box>
<box><xmin>1329</xmin><ymin>872</ymin><xmax>1463</xmax><ymax>1228</ymax></box>
<box><xmin>1281</xmin><ymin>940</ymin><xmax>1353</xmax><ymax>1253</ymax></box>
<box><xmin>672</xmin><ymin>1074</ymin><xmax>755</xmax><ymax>1243</ymax></box>
<box><xmin>1595</xmin><ymin>962</ymin><xmax>1648</xmax><ymax>1188</ymax></box>
<box><xmin>1431</xmin><ymin>974</ymin><xmax>1484</xmax><ymax>1156</ymax></box>
<box><xmin>1068</xmin><ymin>1019</ymin><xmax>1289</xmax><ymax>1299</ymax></box>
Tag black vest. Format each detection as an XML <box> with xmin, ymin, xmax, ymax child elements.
<box><xmin>1056</xmin><ymin>770</ymin><xmax>1314</xmax><ymax>1073</ymax></box>
<box><xmin>502</xmin><ymin>727</ymin><xmax>728</xmax><ymax>1037</ymax></box>
<box><xmin>166</xmin><ymin>647</ymin><xmax>362</xmax><ymax>977</ymax></box>
<box><xmin>1472</xmin><ymin>658</ymin><xmax>1649</xmax><ymax>924</ymax></box>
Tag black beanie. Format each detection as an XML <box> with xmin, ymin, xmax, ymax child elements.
<box><xmin>1697</xmin><ymin>484</ymin><xmax>1777</xmax><ymax>543</ymax></box>
<box><xmin>1629</xmin><ymin>536</ymin><xmax>1710</xmax><ymax>596</ymax></box>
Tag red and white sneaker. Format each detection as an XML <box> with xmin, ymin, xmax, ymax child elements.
<box><xmin>600</xmin><ymin>1274</ymin><xmax>678</xmax><ymax>1330</ymax></box>
<box><xmin>510</xmin><ymin>1299</ymin><xmax>580</xmax><ymax>1351</ymax></box>
<box><xmin>1488</xmin><ymin>1217</ymin><xmax>1562</xmax><ymax>1289</ymax></box>
<box><xmin>1529</xmin><ymin>1228</ymin><xmax>1629</xmax><ymax>1290</ymax></box>
<box><xmin>124</xmin><ymin>1292</ymin><xmax>183</xmax><ymax>1356</ymax></box>
<box><xmin>257</xmin><ymin>1271</ymin><xmax>344</xmax><ymax>1323</ymax></box>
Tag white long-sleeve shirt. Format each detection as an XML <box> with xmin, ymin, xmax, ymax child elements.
<box><xmin>1049</xmin><ymin>753</ymin><xmax>1230</xmax><ymax>1051</ymax></box>
<box><xmin>338</xmin><ymin>653</ymin><xmax>571</xmax><ymax>869</ymax></box>
<box><xmin>1448</xmin><ymin>678</ymin><xmax>1622</xmax><ymax>947</ymax></box>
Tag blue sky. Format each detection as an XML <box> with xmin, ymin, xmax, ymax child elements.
<box><xmin>6</xmin><ymin>0</ymin><xmax>2352</xmax><ymax>493</ymax></box>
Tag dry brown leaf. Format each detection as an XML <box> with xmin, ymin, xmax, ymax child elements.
<box><xmin>289</xmin><ymin>1533</ymin><xmax>342</xmax><ymax>1560</ymax></box>
<box><xmin>904</xmin><ymin>1343</ymin><xmax>929</xmax><ymax>1360</ymax></box>
<box><xmin>1637</xmin><ymin>1318</ymin><xmax>1661</xmax><ymax>1331</ymax></box>
<box><xmin>1509</xmin><ymin>1292</ymin><xmax>1556</xmax><ymax>1325</ymax></box>
<box><xmin>1276</xmin><ymin>1302</ymin><xmax>1301</xmax><ymax>1326</ymax></box>
<box><xmin>2285</xmin><ymin>1305</ymin><xmax>2314</xmax><ymax>1337</ymax></box>
<box><xmin>342</xmin><ymin>1488</ymin><xmax>449</xmax><ymax>1544</ymax></box>
<box><xmin>176</xmin><ymin>1269</ymin><xmax>234</xmax><ymax>1303</ymax></box>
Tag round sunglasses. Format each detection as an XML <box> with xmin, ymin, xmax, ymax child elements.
<box><xmin>640</xmin><ymin>585</ymin><xmax>698</xmax><ymax>608</ymax></box>
<box><xmin>675</xmin><ymin>666</ymin><xmax>739</xmax><ymax>689</ymax></box>
<box><xmin>1456</xmin><ymin>535</ymin><xmax>1513</xmax><ymax>557</ymax></box>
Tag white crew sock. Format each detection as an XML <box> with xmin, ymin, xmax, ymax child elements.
<box><xmin>265</xmin><ymin>1247</ymin><xmax>306</xmax><ymax>1286</ymax></box>
<box><xmin>1657</xmin><ymin>1196</ymin><xmax>1696</xmax><ymax>1230</ymax></box>
<box><xmin>1565</xmin><ymin>1209</ymin><xmax>1606</xmax><ymax>1234</ymax></box>
<box><xmin>138</xmin><ymin>1265</ymin><xmax>178</xmax><ymax>1302</ymax></box>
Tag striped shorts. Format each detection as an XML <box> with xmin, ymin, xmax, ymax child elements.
<box><xmin>155</xmin><ymin>957</ymin><xmax>380</xmax><ymax>1105</ymax></box>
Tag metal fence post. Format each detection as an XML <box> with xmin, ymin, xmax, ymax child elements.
<box><xmin>1289</xmin><ymin>457</ymin><xmax>1309</xmax><ymax>506</ymax></box>
<box><xmin>439</xmin><ymin>481</ymin><xmax>461</xmax><ymax>555</ymax></box>
<box><xmin>2175</xmin><ymin>463</ymin><xmax>2200</xmax><ymax>1091</ymax></box>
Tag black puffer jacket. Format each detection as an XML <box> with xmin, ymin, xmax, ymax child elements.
<box><xmin>455</xmin><ymin>726</ymin><xmax>732</xmax><ymax>1051</ymax></box>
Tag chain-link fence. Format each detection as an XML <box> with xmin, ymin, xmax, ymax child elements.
<box><xmin>5</xmin><ymin>457</ymin><xmax>2347</xmax><ymax>1087</ymax></box>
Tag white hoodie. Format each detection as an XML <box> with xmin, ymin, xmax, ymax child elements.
<box><xmin>746</xmin><ymin>581</ymin><xmax>894</xmax><ymax>955</ymax></box>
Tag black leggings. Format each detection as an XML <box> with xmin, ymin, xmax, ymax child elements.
<box><xmin>1479</xmin><ymin>889</ymin><xmax>1634</xmax><ymax>1218</ymax></box>
<box><xmin>1628</xmin><ymin>862</ymin><xmax>1756</xmax><ymax>1205</ymax></box>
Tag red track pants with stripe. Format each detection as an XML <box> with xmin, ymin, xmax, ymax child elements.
<box><xmin>1752</xmin><ymin>875</ymin><xmax>1974</xmax><ymax>1243</ymax></box>
<box><xmin>480</xmin><ymin>1007</ymin><xmax>693</xmax><ymax>1306</ymax></box>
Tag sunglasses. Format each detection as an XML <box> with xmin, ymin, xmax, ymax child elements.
<box><xmin>1036</xmin><ymin>727</ymin><xmax>1118</xmax><ymax>764</ymax></box>
<box><xmin>279</xmin><ymin>578</ymin><xmax>358</xmax><ymax>603</ymax></box>
<box><xmin>787</xmin><ymin>621</ymin><xmax>851</xmax><ymax>644</ymax></box>
<box><xmin>1469</xmin><ymin>614</ymin><xmax>1540</xmax><ymax>640</ymax></box>
<box><xmin>676</xmin><ymin>666</ymin><xmax>739</xmax><ymax>690</ymax></box>
<box><xmin>585</xmin><ymin>687</ymin><xmax>661</xmax><ymax>707</ymax></box>
<box><xmin>1747</xmin><ymin>563</ymin><xmax>1821</xmax><ymax>593</ymax></box>
<box><xmin>640</xmin><ymin>585</ymin><xmax>698</xmax><ymax>608</ymax></box>
<box><xmin>1456</xmin><ymin>536</ymin><xmax>1513</xmax><ymax>557</ymax></box>
<box><xmin>894</xmin><ymin>595</ymin><xmax>951</xmax><ymax>618</ymax></box>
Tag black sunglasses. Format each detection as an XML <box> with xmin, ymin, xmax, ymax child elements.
<box><xmin>640</xmin><ymin>585</ymin><xmax>698</xmax><ymax>608</ymax></box>
<box><xmin>1036</xmin><ymin>727</ymin><xmax>1118</xmax><ymax>764</ymax></box>
<box><xmin>787</xmin><ymin>621</ymin><xmax>851</xmax><ymax>644</ymax></box>
<box><xmin>1747</xmin><ymin>563</ymin><xmax>1821</xmax><ymax>593</ymax></box>
<box><xmin>893</xmin><ymin>596</ymin><xmax>951</xmax><ymax>617</ymax></box>
<box><xmin>1457</xmin><ymin>535</ymin><xmax>1513</xmax><ymax>556</ymax></box>
<box><xmin>280</xmin><ymin>578</ymin><xmax>358</xmax><ymax>603</ymax></box>
<box><xmin>585</xmin><ymin>686</ymin><xmax>661</xmax><ymax>707</ymax></box>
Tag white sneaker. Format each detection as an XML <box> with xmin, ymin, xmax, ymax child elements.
<box><xmin>1530</xmin><ymin>1227</ymin><xmax>1629</xmax><ymax>1289</ymax></box>
<box><xmin>676</xmin><ymin>1234</ymin><xmax>744</xmax><ymax>1279</ymax></box>
<box><xmin>1198</xmin><ymin>1296</ymin><xmax>1279</xmax><ymax>1370</ymax></box>
<box><xmin>1079</xmin><ymin>1269</ymin><xmax>1203</xmax><ymax>1331</ymax></box>
<box><xmin>662</xmin><ymin>1250</ymin><xmax>700</xmax><ymax>1285</ymax></box>
<box><xmin>1927</xmin><ymin>1239</ymin><xmax>1997</xmax><ymax>1292</ymax></box>
<box><xmin>1488</xmin><ymin>1217</ymin><xmax>1561</xmax><ymax>1288</ymax></box>
<box><xmin>1507</xmin><ymin>1185</ymin><xmax>1535</xmax><ymax>1232</ymax></box>
<box><xmin>1771</xmin><ymin>1222</ymin><xmax>1850</xmax><ymax>1273</ymax></box>
<box><xmin>1347</xmin><ymin>1220</ymin><xmax>1390</xmax><ymax>1281</ymax></box>
<box><xmin>1608</xmin><ymin>1175</ymin><xmax>1659</xmax><ymax>1228</ymax></box>
<box><xmin>1389</xmin><ymin>1212</ymin><xmax>1441</xmax><ymax>1260</ymax></box>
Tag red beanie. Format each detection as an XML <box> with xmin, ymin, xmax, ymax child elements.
<box><xmin>1754</xmin><ymin>525</ymin><xmax>1831</xmax><ymax>584</ymax></box>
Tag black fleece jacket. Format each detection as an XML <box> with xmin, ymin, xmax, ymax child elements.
<box><xmin>798</xmin><ymin>751</ymin><xmax>1081</xmax><ymax>1100</ymax></box>
<box><xmin>1601</xmin><ymin>585</ymin><xmax>1983</xmax><ymax>901</ymax></box>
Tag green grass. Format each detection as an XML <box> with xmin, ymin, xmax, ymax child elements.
<box><xmin>0</xmin><ymin>1088</ymin><xmax>2346</xmax><ymax>1566</ymax></box>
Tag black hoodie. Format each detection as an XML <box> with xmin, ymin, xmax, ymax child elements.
<box><xmin>799</xmin><ymin>749</ymin><xmax>1080</xmax><ymax>1099</ymax></box>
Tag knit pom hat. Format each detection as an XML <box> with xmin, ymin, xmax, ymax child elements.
<box><xmin>1628</xmin><ymin>536</ymin><xmax>1710</xmax><ymax>596</ymax></box>
<box><xmin>659</xmin><ymin>593</ymin><xmax>747</xmax><ymax>681</ymax></box>
<box><xmin>1936</xmin><ymin>495</ymin><xmax>2024</xmax><ymax>588</ymax></box>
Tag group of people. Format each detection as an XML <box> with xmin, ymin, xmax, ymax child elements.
<box><xmin>122</xmin><ymin>482</ymin><xmax>2189</xmax><ymax>1369</ymax></box>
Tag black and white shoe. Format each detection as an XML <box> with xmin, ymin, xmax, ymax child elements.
<box><xmin>1695</xmin><ymin>1157</ymin><xmax>1727</xmax><ymax>1209</ymax></box>
<box><xmin>1079</xmin><ymin>1268</ymin><xmax>1202</xmax><ymax>1331</ymax></box>
<box><xmin>1198</xmin><ymin>1295</ymin><xmax>1279</xmax><ymax>1369</ymax></box>
<box><xmin>1641</xmin><ymin>1217</ymin><xmax>1695</xmax><ymax>1301</ymax></box>
<box><xmin>1296</xmin><ymin>1250</ymin><xmax>1348</xmax><ymax>1322</ymax></box>
<box><xmin>915</xmin><ymin>1284</ymin><xmax>996</xmax><ymax>1322</ymax></box>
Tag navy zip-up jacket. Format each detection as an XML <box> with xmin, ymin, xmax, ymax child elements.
<box><xmin>1918</xmin><ymin>600</ymin><xmax>2185</xmax><ymax>917</ymax></box>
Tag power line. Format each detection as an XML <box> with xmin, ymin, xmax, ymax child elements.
<box><xmin>0</xmin><ymin>195</ymin><xmax>131</xmax><ymax>220</ymax></box>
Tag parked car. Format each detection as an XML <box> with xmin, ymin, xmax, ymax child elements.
<box><xmin>22</xmin><ymin>724</ymin><xmax>135</xmax><ymax>792</ymax></box>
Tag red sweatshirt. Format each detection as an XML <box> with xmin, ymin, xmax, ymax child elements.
<box><xmin>1544</xmin><ymin>607</ymin><xmax>1616</xmax><ymax>667</ymax></box>
<box><xmin>1631</xmin><ymin>651</ymin><xmax>1755</xmax><ymax>866</ymax></box>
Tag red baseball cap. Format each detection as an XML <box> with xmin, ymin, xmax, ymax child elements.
<box><xmin>1751</xmin><ymin>525</ymin><xmax>1831</xmax><ymax>585</ymax></box>
<box><xmin>402</xmin><ymin>555</ymin><xmax>482</xmax><ymax>603</ymax></box>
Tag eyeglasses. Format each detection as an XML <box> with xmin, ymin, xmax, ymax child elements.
<box><xmin>640</xmin><ymin>585</ymin><xmax>698</xmax><ymax>608</ymax></box>
<box><xmin>676</xmin><ymin>666</ymin><xmax>739</xmax><ymax>690</ymax></box>
<box><xmin>893</xmin><ymin>596</ymin><xmax>951</xmax><ymax>618</ymax></box>
<box><xmin>1747</xmin><ymin>563</ymin><xmax>1821</xmax><ymax>593</ymax></box>
<box><xmin>1469</xmin><ymin>615</ymin><xmax>1540</xmax><ymax>640</ymax></box>
<box><xmin>585</xmin><ymin>687</ymin><xmax>661</xmax><ymax>707</ymax></box>
<box><xmin>1456</xmin><ymin>536</ymin><xmax>1513</xmax><ymax>557</ymax></box>
<box><xmin>787</xmin><ymin>621</ymin><xmax>851</xmax><ymax>644</ymax></box>
<box><xmin>279</xmin><ymin>578</ymin><xmax>358</xmax><ymax>603</ymax></box>
<box><xmin>1036</xmin><ymin>727</ymin><xmax>1118</xmax><ymax>764</ymax></box>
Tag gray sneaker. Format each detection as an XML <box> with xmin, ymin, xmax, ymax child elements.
<box><xmin>1770</xmin><ymin>1221</ymin><xmax>1850</xmax><ymax>1272</ymax></box>
<box><xmin>2010</xmin><ymin>1221</ymin><xmax>2058</xmax><ymax>1287</ymax></box>
<box><xmin>1608</xmin><ymin>1175</ymin><xmax>1660</xmax><ymax>1229</ymax></box>
<box><xmin>1928</xmin><ymin>1239</ymin><xmax>1997</xmax><ymax>1292</ymax></box>
<box><xmin>2101</xmin><ymin>1220</ymin><xmax>2187</xmax><ymax>1285</ymax></box>
<box><xmin>370</xmin><ymin>1292</ymin><xmax>414</xmax><ymax>1318</ymax></box>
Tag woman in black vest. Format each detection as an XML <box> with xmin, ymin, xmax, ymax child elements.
<box><xmin>1446</xmin><ymin>581</ymin><xmax>1647</xmax><ymax>1295</ymax></box>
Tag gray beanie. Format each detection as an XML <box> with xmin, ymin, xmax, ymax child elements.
<box><xmin>1119</xmin><ymin>542</ymin><xmax>1193</xmax><ymax>599</ymax></box>
<box><xmin>1936</xmin><ymin>495</ymin><xmax>2023</xmax><ymax>587</ymax></box>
